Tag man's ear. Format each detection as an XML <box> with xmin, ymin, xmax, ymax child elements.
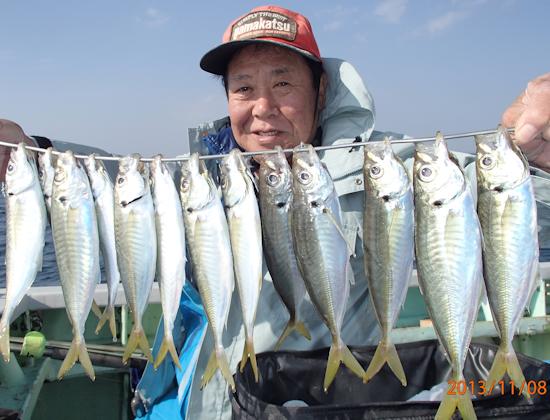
<box><xmin>317</xmin><ymin>72</ymin><xmax>328</xmax><ymax>112</ymax></box>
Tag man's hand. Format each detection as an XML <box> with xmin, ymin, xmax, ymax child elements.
<box><xmin>502</xmin><ymin>72</ymin><xmax>550</xmax><ymax>172</ymax></box>
<box><xmin>0</xmin><ymin>119</ymin><xmax>36</xmax><ymax>182</ymax></box>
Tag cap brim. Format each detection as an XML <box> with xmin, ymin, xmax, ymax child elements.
<box><xmin>200</xmin><ymin>39</ymin><xmax>321</xmax><ymax>75</ymax></box>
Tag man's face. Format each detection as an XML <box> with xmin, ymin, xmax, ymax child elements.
<box><xmin>226</xmin><ymin>45</ymin><xmax>322</xmax><ymax>152</ymax></box>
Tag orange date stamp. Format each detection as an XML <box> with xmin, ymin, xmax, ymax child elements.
<box><xmin>447</xmin><ymin>379</ymin><xmax>548</xmax><ymax>396</ymax></box>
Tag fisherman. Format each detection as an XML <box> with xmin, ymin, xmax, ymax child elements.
<box><xmin>0</xmin><ymin>4</ymin><xmax>549</xmax><ymax>420</ymax></box>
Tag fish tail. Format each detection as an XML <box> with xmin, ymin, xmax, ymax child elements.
<box><xmin>154</xmin><ymin>335</ymin><xmax>182</xmax><ymax>370</ymax></box>
<box><xmin>324</xmin><ymin>339</ymin><xmax>365</xmax><ymax>392</ymax></box>
<box><xmin>485</xmin><ymin>345</ymin><xmax>529</xmax><ymax>399</ymax></box>
<box><xmin>274</xmin><ymin>319</ymin><xmax>311</xmax><ymax>351</ymax></box>
<box><xmin>201</xmin><ymin>347</ymin><xmax>236</xmax><ymax>393</ymax></box>
<box><xmin>363</xmin><ymin>340</ymin><xmax>407</xmax><ymax>386</ymax></box>
<box><xmin>435</xmin><ymin>386</ymin><xmax>476</xmax><ymax>420</ymax></box>
<box><xmin>91</xmin><ymin>300</ymin><xmax>102</xmax><ymax>319</ymax></box>
<box><xmin>123</xmin><ymin>325</ymin><xmax>153</xmax><ymax>364</ymax></box>
<box><xmin>0</xmin><ymin>321</ymin><xmax>11</xmax><ymax>363</ymax></box>
<box><xmin>57</xmin><ymin>336</ymin><xmax>95</xmax><ymax>381</ymax></box>
<box><xmin>95</xmin><ymin>305</ymin><xmax>117</xmax><ymax>341</ymax></box>
<box><xmin>239</xmin><ymin>336</ymin><xmax>259</xmax><ymax>382</ymax></box>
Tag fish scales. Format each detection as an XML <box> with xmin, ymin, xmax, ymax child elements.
<box><xmin>475</xmin><ymin>126</ymin><xmax>539</xmax><ymax>399</ymax></box>
<box><xmin>0</xmin><ymin>143</ymin><xmax>47</xmax><ymax>362</ymax></box>
<box><xmin>220</xmin><ymin>149</ymin><xmax>262</xmax><ymax>382</ymax></box>
<box><xmin>85</xmin><ymin>154</ymin><xmax>120</xmax><ymax>340</ymax></box>
<box><xmin>114</xmin><ymin>154</ymin><xmax>156</xmax><ymax>363</ymax></box>
<box><xmin>362</xmin><ymin>139</ymin><xmax>413</xmax><ymax>385</ymax></box>
<box><xmin>180</xmin><ymin>154</ymin><xmax>235</xmax><ymax>392</ymax></box>
<box><xmin>291</xmin><ymin>144</ymin><xmax>364</xmax><ymax>392</ymax></box>
<box><xmin>51</xmin><ymin>150</ymin><xmax>99</xmax><ymax>381</ymax></box>
<box><xmin>414</xmin><ymin>133</ymin><xmax>482</xmax><ymax>420</ymax></box>
<box><xmin>258</xmin><ymin>147</ymin><xmax>310</xmax><ymax>349</ymax></box>
<box><xmin>151</xmin><ymin>155</ymin><xmax>186</xmax><ymax>369</ymax></box>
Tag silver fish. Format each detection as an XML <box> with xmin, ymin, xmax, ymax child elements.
<box><xmin>180</xmin><ymin>154</ymin><xmax>235</xmax><ymax>391</ymax></box>
<box><xmin>258</xmin><ymin>146</ymin><xmax>310</xmax><ymax>350</ymax></box>
<box><xmin>219</xmin><ymin>149</ymin><xmax>262</xmax><ymax>382</ymax></box>
<box><xmin>150</xmin><ymin>155</ymin><xmax>186</xmax><ymax>370</ymax></box>
<box><xmin>291</xmin><ymin>143</ymin><xmax>365</xmax><ymax>392</ymax></box>
<box><xmin>84</xmin><ymin>153</ymin><xmax>120</xmax><ymax>341</ymax></box>
<box><xmin>362</xmin><ymin>139</ymin><xmax>413</xmax><ymax>386</ymax></box>
<box><xmin>37</xmin><ymin>146</ymin><xmax>55</xmax><ymax>218</ymax></box>
<box><xmin>0</xmin><ymin>143</ymin><xmax>46</xmax><ymax>362</ymax></box>
<box><xmin>475</xmin><ymin>126</ymin><xmax>539</xmax><ymax>399</ymax></box>
<box><xmin>114</xmin><ymin>154</ymin><xmax>156</xmax><ymax>364</ymax></box>
<box><xmin>51</xmin><ymin>150</ymin><xmax>99</xmax><ymax>380</ymax></box>
<box><xmin>414</xmin><ymin>133</ymin><xmax>482</xmax><ymax>420</ymax></box>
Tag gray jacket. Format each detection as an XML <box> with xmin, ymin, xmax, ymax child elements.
<box><xmin>186</xmin><ymin>57</ymin><xmax>550</xmax><ymax>420</ymax></box>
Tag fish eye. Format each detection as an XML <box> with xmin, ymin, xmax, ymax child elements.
<box><xmin>298</xmin><ymin>171</ymin><xmax>311</xmax><ymax>184</ymax></box>
<box><xmin>267</xmin><ymin>173</ymin><xmax>279</xmax><ymax>186</ymax></box>
<box><xmin>7</xmin><ymin>163</ymin><xmax>14</xmax><ymax>173</ymax></box>
<box><xmin>117</xmin><ymin>177</ymin><xmax>125</xmax><ymax>185</ymax></box>
<box><xmin>54</xmin><ymin>169</ymin><xmax>65</xmax><ymax>182</ymax></box>
<box><xmin>479</xmin><ymin>155</ymin><xmax>496</xmax><ymax>169</ymax></box>
<box><xmin>418</xmin><ymin>165</ymin><xmax>435</xmax><ymax>182</ymax></box>
<box><xmin>181</xmin><ymin>179</ymin><xmax>190</xmax><ymax>191</ymax></box>
<box><xmin>369</xmin><ymin>165</ymin><xmax>383</xmax><ymax>179</ymax></box>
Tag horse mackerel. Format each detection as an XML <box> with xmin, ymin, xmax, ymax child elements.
<box><xmin>475</xmin><ymin>126</ymin><xmax>539</xmax><ymax>399</ymax></box>
<box><xmin>362</xmin><ymin>139</ymin><xmax>413</xmax><ymax>386</ymax></box>
<box><xmin>291</xmin><ymin>144</ymin><xmax>365</xmax><ymax>392</ymax></box>
<box><xmin>0</xmin><ymin>143</ymin><xmax>46</xmax><ymax>362</ymax></box>
<box><xmin>150</xmin><ymin>155</ymin><xmax>186</xmax><ymax>370</ymax></box>
<box><xmin>114</xmin><ymin>154</ymin><xmax>156</xmax><ymax>364</ymax></box>
<box><xmin>84</xmin><ymin>153</ymin><xmax>120</xmax><ymax>341</ymax></box>
<box><xmin>220</xmin><ymin>149</ymin><xmax>263</xmax><ymax>382</ymax></box>
<box><xmin>51</xmin><ymin>150</ymin><xmax>99</xmax><ymax>380</ymax></box>
<box><xmin>258</xmin><ymin>146</ymin><xmax>310</xmax><ymax>350</ymax></box>
<box><xmin>180</xmin><ymin>154</ymin><xmax>235</xmax><ymax>391</ymax></box>
<box><xmin>37</xmin><ymin>146</ymin><xmax>55</xmax><ymax>218</ymax></box>
<box><xmin>414</xmin><ymin>133</ymin><xmax>483</xmax><ymax>420</ymax></box>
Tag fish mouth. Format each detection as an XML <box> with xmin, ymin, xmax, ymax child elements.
<box><xmin>120</xmin><ymin>195</ymin><xmax>144</xmax><ymax>207</ymax></box>
<box><xmin>493</xmin><ymin>186</ymin><xmax>504</xmax><ymax>193</ymax></box>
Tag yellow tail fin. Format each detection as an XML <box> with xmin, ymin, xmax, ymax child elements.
<box><xmin>91</xmin><ymin>300</ymin><xmax>102</xmax><ymax>319</ymax></box>
<box><xmin>95</xmin><ymin>305</ymin><xmax>117</xmax><ymax>342</ymax></box>
<box><xmin>435</xmin><ymin>386</ymin><xmax>476</xmax><ymax>420</ymax></box>
<box><xmin>363</xmin><ymin>340</ymin><xmax>407</xmax><ymax>386</ymax></box>
<box><xmin>324</xmin><ymin>339</ymin><xmax>365</xmax><ymax>392</ymax></box>
<box><xmin>123</xmin><ymin>325</ymin><xmax>153</xmax><ymax>364</ymax></box>
<box><xmin>57</xmin><ymin>336</ymin><xmax>95</xmax><ymax>381</ymax></box>
<box><xmin>0</xmin><ymin>323</ymin><xmax>11</xmax><ymax>363</ymax></box>
<box><xmin>201</xmin><ymin>348</ymin><xmax>235</xmax><ymax>392</ymax></box>
<box><xmin>154</xmin><ymin>335</ymin><xmax>182</xmax><ymax>370</ymax></box>
<box><xmin>274</xmin><ymin>319</ymin><xmax>311</xmax><ymax>351</ymax></box>
<box><xmin>485</xmin><ymin>345</ymin><xmax>529</xmax><ymax>399</ymax></box>
<box><xmin>239</xmin><ymin>337</ymin><xmax>259</xmax><ymax>382</ymax></box>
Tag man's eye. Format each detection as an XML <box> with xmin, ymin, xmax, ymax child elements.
<box><xmin>236</xmin><ymin>86</ymin><xmax>250</xmax><ymax>93</ymax></box>
<box><xmin>275</xmin><ymin>81</ymin><xmax>289</xmax><ymax>88</ymax></box>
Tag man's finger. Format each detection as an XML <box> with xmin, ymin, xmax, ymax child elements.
<box><xmin>513</xmin><ymin>74</ymin><xmax>550</xmax><ymax>145</ymax></box>
<box><xmin>501</xmin><ymin>92</ymin><xmax>525</xmax><ymax>128</ymax></box>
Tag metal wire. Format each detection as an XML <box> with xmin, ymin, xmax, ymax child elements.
<box><xmin>0</xmin><ymin>127</ymin><xmax>509</xmax><ymax>163</ymax></box>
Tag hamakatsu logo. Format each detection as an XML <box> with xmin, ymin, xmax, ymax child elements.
<box><xmin>231</xmin><ymin>11</ymin><xmax>297</xmax><ymax>41</ymax></box>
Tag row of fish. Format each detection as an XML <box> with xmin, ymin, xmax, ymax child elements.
<box><xmin>0</xmin><ymin>125</ymin><xmax>539</xmax><ymax>420</ymax></box>
<box><xmin>361</xmin><ymin>126</ymin><xmax>539</xmax><ymax>420</ymax></box>
<box><xmin>0</xmin><ymin>147</ymin><xmax>188</xmax><ymax>380</ymax></box>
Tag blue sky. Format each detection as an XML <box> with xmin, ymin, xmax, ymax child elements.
<box><xmin>1</xmin><ymin>0</ymin><xmax>548</xmax><ymax>157</ymax></box>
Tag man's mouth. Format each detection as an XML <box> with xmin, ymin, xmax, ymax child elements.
<box><xmin>255</xmin><ymin>130</ymin><xmax>280</xmax><ymax>137</ymax></box>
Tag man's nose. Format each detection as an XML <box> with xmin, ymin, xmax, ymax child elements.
<box><xmin>252</xmin><ymin>92</ymin><xmax>278</xmax><ymax>119</ymax></box>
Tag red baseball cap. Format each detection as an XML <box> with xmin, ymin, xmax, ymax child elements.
<box><xmin>200</xmin><ymin>5</ymin><xmax>322</xmax><ymax>75</ymax></box>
